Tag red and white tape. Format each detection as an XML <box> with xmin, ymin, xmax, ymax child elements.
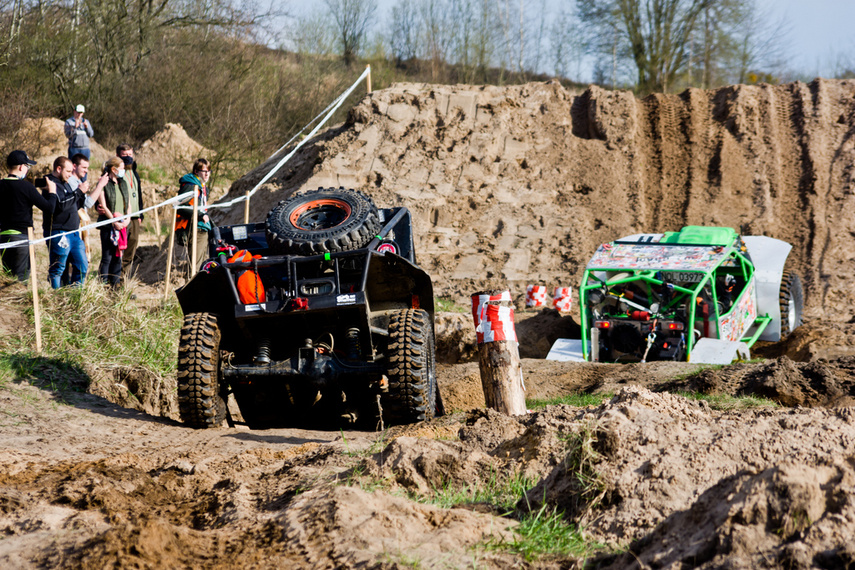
<box><xmin>553</xmin><ymin>287</ymin><xmax>573</xmax><ymax>312</ymax></box>
<box><xmin>525</xmin><ymin>285</ymin><xmax>548</xmax><ymax>307</ymax></box>
<box><xmin>471</xmin><ymin>291</ymin><xmax>517</xmax><ymax>344</ymax></box>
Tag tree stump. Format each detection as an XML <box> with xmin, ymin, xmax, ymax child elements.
<box><xmin>471</xmin><ymin>290</ymin><xmax>526</xmax><ymax>415</ymax></box>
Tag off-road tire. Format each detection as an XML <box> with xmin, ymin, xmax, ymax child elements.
<box><xmin>177</xmin><ymin>312</ymin><xmax>226</xmax><ymax>428</ymax></box>
<box><xmin>266</xmin><ymin>187</ymin><xmax>380</xmax><ymax>255</ymax></box>
<box><xmin>383</xmin><ymin>309</ymin><xmax>440</xmax><ymax>425</ymax></box>
<box><xmin>779</xmin><ymin>271</ymin><xmax>804</xmax><ymax>337</ymax></box>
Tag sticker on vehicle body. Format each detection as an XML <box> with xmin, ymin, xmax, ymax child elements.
<box><xmin>244</xmin><ymin>303</ymin><xmax>267</xmax><ymax>311</ymax></box>
<box><xmin>662</xmin><ymin>271</ymin><xmax>706</xmax><ymax>283</ymax></box>
<box><xmin>337</xmin><ymin>294</ymin><xmax>357</xmax><ymax>305</ymax></box>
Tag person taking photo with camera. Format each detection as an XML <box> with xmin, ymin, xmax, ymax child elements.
<box><xmin>41</xmin><ymin>156</ymin><xmax>104</xmax><ymax>288</ymax></box>
<box><xmin>0</xmin><ymin>151</ymin><xmax>58</xmax><ymax>281</ymax></box>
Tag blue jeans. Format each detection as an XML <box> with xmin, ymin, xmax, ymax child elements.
<box><xmin>47</xmin><ymin>230</ymin><xmax>87</xmax><ymax>288</ymax></box>
<box><xmin>68</xmin><ymin>147</ymin><xmax>91</xmax><ymax>160</ymax></box>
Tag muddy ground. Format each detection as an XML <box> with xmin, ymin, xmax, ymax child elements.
<box><xmin>4</xmin><ymin>78</ymin><xmax>855</xmax><ymax>568</ymax></box>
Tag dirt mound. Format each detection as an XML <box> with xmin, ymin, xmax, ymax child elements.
<box><xmin>214</xmin><ymin>79</ymin><xmax>855</xmax><ymax>322</ymax></box>
<box><xmin>662</xmin><ymin>356</ymin><xmax>855</xmax><ymax>407</ymax></box>
<box><xmin>136</xmin><ymin>123</ymin><xmax>213</xmax><ymax>177</ymax></box>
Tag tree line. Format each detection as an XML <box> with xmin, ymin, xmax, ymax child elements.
<box><xmin>0</xmin><ymin>0</ymin><xmax>847</xmax><ymax>176</ymax></box>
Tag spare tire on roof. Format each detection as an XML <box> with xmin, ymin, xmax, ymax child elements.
<box><xmin>266</xmin><ymin>187</ymin><xmax>380</xmax><ymax>255</ymax></box>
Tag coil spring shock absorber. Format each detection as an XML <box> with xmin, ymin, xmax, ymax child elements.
<box><xmin>254</xmin><ymin>337</ymin><xmax>271</xmax><ymax>365</ymax></box>
<box><xmin>345</xmin><ymin>328</ymin><xmax>361</xmax><ymax>360</ymax></box>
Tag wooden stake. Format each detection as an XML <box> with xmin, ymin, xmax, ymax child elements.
<box><xmin>190</xmin><ymin>188</ymin><xmax>199</xmax><ymax>278</ymax></box>
<box><xmin>244</xmin><ymin>190</ymin><xmax>250</xmax><ymax>224</ymax></box>
<box><xmin>471</xmin><ymin>290</ymin><xmax>526</xmax><ymax>415</ymax></box>
<box><xmin>28</xmin><ymin>228</ymin><xmax>42</xmax><ymax>354</ymax></box>
<box><xmin>163</xmin><ymin>209</ymin><xmax>176</xmax><ymax>300</ymax></box>
<box><xmin>366</xmin><ymin>64</ymin><xmax>372</xmax><ymax>93</ymax></box>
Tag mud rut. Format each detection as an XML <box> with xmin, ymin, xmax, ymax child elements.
<box><xmin>5</xmin><ymin>79</ymin><xmax>855</xmax><ymax>568</ymax></box>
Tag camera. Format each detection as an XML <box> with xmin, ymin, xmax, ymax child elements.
<box><xmin>34</xmin><ymin>177</ymin><xmax>47</xmax><ymax>188</ymax></box>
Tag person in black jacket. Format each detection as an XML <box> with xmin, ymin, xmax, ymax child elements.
<box><xmin>41</xmin><ymin>156</ymin><xmax>104</xmax><ymax>288</ymax></box>
<box><xmin>0</xmin><ymin>151</ymin><xmax>58</xmax><ymax>281</ymax></box>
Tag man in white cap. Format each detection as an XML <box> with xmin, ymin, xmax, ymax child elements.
<box><xmin>64</xmin><ymin>104</ymin><xmax>94</xmax><ymax>160</ymax></box>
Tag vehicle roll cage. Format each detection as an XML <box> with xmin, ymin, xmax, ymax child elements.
<box><xmin>579</xmin><ymin>243</ymin><xmax>771</xmax><ymax>360</ymax></box>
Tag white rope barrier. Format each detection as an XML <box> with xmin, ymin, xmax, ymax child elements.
<box><xmin>204</xmin><ymin>65</ymin><xmax>371</xmax><ymax>210</ymax></box>
<box><xmin>0</xmin><ymin>191</ymin><xmax>194</xmax><ymax>251</ymax></box>
<box><xmin>0</xmin><ymin>66</ymin><xmax>371</xmax><ymax>250</ymax></box>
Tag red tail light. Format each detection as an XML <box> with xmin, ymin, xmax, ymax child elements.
<box><xmin>289</xmin><ymin>297</ymin><xmax>309</xmax><ymax>311</ymax></box>
<box><xmin>667</xmin><ymin>322</ymin><xmax>684</xmax><ymax>331</ymax></box>
<box><xmin>595</xmin><ymin>321</ymin><xmax>611</xmax><ymax>329</ymax></box>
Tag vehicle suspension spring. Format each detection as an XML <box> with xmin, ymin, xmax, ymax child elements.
<box><xmin>255</xmin><ymin>337</ymin><xmax>271</xmax><ymax>365</ymax></box>
<box><xmin>345</xmin><ymin>328</ymin><xmax>361</xmax><ymax>360</ymax></box>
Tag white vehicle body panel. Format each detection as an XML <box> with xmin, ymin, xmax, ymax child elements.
<box><xmin>689</xmin><ymin>338</ymin><xmax>750</xmax><ymax>364</ymax></box>
<box><xmin>742</xmin><ymin>236</ymin><xmax>792</xmax><ymax>341</ymax></box>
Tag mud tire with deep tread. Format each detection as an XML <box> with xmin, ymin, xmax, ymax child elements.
<box><xmin>779</xmin><ymin>271</ymin><xmax>804</xmax><ymax>338</ymax></box>
<box><xmin>266</xmin><ymin>187</ymin><xmax>380</xmax><ymax>255</ymax></box>
<box><xmin>383</xmin><ymin>309</ymin><xmax>440</xmax><ymax>425</ymax></box>
<box><xmin>177</xmin><ymin>312</ymin><xmax>226</xmax><ymax>428</ymax></box>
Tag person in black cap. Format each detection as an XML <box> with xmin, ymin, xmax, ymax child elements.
<box><xmin>0</xmin><ymin>151</ymin><xmax>58</xmax><ymax>281</ymax></box>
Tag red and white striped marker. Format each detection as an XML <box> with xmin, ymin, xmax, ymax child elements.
<box><xmin>553</xmin><ymin>287</ymin><xmax>573</xmax><ymax>312</ymax></box>
<box><xmin>525</xmin><ymin>285</ymin><xmax>548</xmax><ymax>308</ymax></box>
<box><xmin>471</xmin><ymin>290</ymin><xmax>517</xmax><ymax>344</ymax></box>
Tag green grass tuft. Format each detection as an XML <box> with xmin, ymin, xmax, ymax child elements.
<box><xmin>527</xmin><ymin>393</ymin><xmax>614</xmax><ymax>410</ymax></box>
<box><xmin>434</xmin><ymin>297</ymin><xmax>468</xmax><ymax>313</ymax></box>
<box><xmin>676</xmin><ymin>391</ymin><xmax>780</xmax><ymax>410</ymax></box>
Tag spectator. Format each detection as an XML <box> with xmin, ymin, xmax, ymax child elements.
<box><xmin>0</xmin><ymin>151</ymin><xmax>57</xmax><ymax>281</ymax></box>
<box><xmin>64</xmin><ymin>104</ymin><xmax>94</xmax><ymax>160</ymax></box>
<box><xmin>63</xmin><ymin>154</ymin><xmax>93</xmax><ymax>285</ymax></box>
<box><xmin>94</xmin><ymin>157</ymin><xmax>130</xmax><ymax>287</ymax></box>
<box><xmin>42</xmin><ymin>156</ymin><xmax>104</xmax><ymax>288</ymax></box>
<box><xmin>175</xmin><ymin>158</ymin><xmax>213</xmax><ymax>279</ymax></box>
<box><xmin>116</xmin><ymin>144</ymin><xmax>144</xmax><ymax>281</ymax></box>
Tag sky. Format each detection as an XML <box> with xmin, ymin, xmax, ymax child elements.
<box><xmin>761</xmin><ymin>0</ymin><xmax>855</xmax><ymax>79</ymax></box>
<box><xmin>370</xmin><ymin>0</ymin><xmax>855</xmax><ymax>81</ymax></box>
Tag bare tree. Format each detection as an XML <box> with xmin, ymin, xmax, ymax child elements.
<box><xmin>390</xmin><ymin>0</ymin><xmax>420</xmax><ymax>62</ymax></box>
<box><xmin>323</xmin><ymin>0</ymin><xmax>378</xmax><ymax>66</ymax></box>
<box><xmin>578</xmin><ymin>0</ymin><xmax>714</xmax><ymax>93</ymax></box>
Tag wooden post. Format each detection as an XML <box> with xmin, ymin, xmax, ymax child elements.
<box><xmin>190</xmin><ymin>188</ymin><xmax>199</xmax><ymax>278</ymax></box>
<box><xmin>366</xmin><ymin>64</ymin><xmax>372</xmax><ymax>93</ymax></box>
<box><xmin>471</xmin><ymin>290</ymin><xmax>526</xmax><ymax>415</ymax></box>
<box><xmin>163</xmin><ymin>209</ymin><xmax>177</xmax><ymax>300</ymax></box>
<box><xmin>27</xmin><ymin>228</ymin><xmax>42</xmax><ymax>354</ymax></box>
<box><xmin>244</xmin><ymin>190</ymin><xmax>250</xmax><ymax>224</ymax></box>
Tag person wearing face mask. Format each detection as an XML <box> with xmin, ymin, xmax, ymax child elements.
<box><xmin>93</xmin><ymin>157</ymin><xmax>130</xmax><ymax>287</ymax></box>
<box><xmin>41</xmin><ymin>156</ymin><xmax>104</xmax><ymax>288</ymax></box>
<box><xmin>0</xmin><ymin>151</ymin><xmax>58</xmax><ymax>281</ymax></box>
<box><xmin>116</xmin><ymin>144</ymin><xmax>144</xmax><ymax>281</ymax></box>
<box><xmin>174</xmin><ymin>158</ymin><xmax>213</xmax><ymax>279</ymax></box>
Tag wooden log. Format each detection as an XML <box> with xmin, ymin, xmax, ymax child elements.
<box><xmin>163</xmin><ymin>208</ymin><xmax>177</xmax><ymax>300</ymax></box>
<box><xmin>471</xmin><ymin>290</ymin><xmax>526</xmax><ymax>415</ymax></box>
<box><xmin>27</xmin><ymin>228</ymin><xmax>42</xmax><ymax>353</ymax></box>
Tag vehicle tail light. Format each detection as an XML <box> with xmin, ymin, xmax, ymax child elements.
<box><xmin>289</xmin><ymin>297</ymin><xmax>309</xmax><ymax>311</ymax></box>
<box><xmin>666</xmin><ymin>322</ymin><xmax>684</xmax><ymax>331</ymax></box>
<box><xmin>594</xmin><ymin>320</ymin><xmax>611</xmax><ymax>329</ymax></box>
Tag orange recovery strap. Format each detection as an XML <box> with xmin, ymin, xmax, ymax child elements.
<box><xmin>228</xmin><ymin>249</ymin><xmax>266</xmax><ymax>304</ymax></box>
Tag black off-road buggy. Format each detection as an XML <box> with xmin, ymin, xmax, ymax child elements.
<box><xmin>174</xmin><ymin>188</ymin><xmax>443</xmax><ymax>429</ymax></box>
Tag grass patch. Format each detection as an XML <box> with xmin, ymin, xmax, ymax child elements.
<box><xmin>0</xmin><ymin>276</ymin><xmax>183</xmax><ymax>397</ymax></box>
<box><xmin>527</xmin><ymin>392</ymin><xmax>614</xmax><ymax>410</ymax></box>
<box><xmin>435</xmin><ymin>297</ymin><xmax>468</xmax><ymax>313</ymax></box>
<box><xmin>420</xmin><ymin>469</ymin><xmax>535</xmax><ymax>513</ymax></box>
<box><xmin>676</xmin><ymin>391</ymin><xmax>779</xmax><ymax>410</ymax></box>
<box><xmin>136</xmin><ymin>163</ymin><xmax>171</xmax><ymax>185</ymax></box>
<box><xmin>487</xmin><ymin>503</ymin><xmax>608</xmax><ymax>561</ymax></box>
